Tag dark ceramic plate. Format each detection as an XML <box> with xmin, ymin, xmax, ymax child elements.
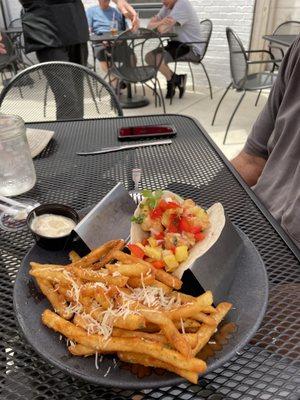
<box><xmin>13</xmin><ymin>228</ymin><xmax>268</xmax><ymax>389</ymax></box>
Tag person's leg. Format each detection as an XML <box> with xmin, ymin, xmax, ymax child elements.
<box><xmin>36</xmin><ymin>47</ymin><xmax>80</xmax><ymax>120</ymax></box>
<box><xmin>146</xmin><ymin>46</ymin><xmax>187</xmax><ymax>99</ymax></box>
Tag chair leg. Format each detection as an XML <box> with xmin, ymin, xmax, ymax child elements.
<box><xmin>44</xmin><ymin>83</ymin><xmax>49</xmax><ymax>118</ymax></box>
<box><xmin>87</xmin><ymin>76</ymin><xmax>100</xmax><ymax>115</ymax></box>
<box><xmin>255</xmin><ymin>90</ymin><xmax>262</xmax><ymax>107</ymax></box>
<box><xmin>188</xmin><ymin>62</ymin><xmax>195</xmax><ymax>91</ymax></box>
<box><xmin>223</xmin><ymin>91</ymin><xmax>246</xmax><ymax>145</ymax></box>
<box><xmin>199</xmin><ymin>62</ymin><xmax>213</xmax><ymax>99</ymax></box>
<box><xmin>157</xmin><ymin>78</ymin><xmax>166</xmax><ymax>114</ymax></box>
<box><xmin>211</xmin><ymin>82</ymin><xmax>232</xmax><ymax>126</ymax></box>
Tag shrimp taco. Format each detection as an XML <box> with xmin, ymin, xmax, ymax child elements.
<box><xmin>129</xmin><ymin>190</ymin><xmax>225</xmax><ymax>278</ymax></box>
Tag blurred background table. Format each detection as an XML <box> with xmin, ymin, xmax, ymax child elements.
<box><xmin>0</xmin><ymin>115</ymin><xmax>299</xmax><ymax>399</ymax></box>
<box><xmin>263</xmin><ymin>34</ymin><xmax>297</xmax><ymax>47</ymax></box>
<box><xmin>90</xmin><ymin>30</ymin><xmax>176</xmax><ymax>109</ymax></box>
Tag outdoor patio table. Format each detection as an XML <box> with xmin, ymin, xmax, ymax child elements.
<box><xmin>90</xmin><ymin>30</ymin><xmax>177</xmax><ymax>108</ymax></box>
<box><xmin>1</xmin><ymin>114</ymin><xmax>299</xmax><ymax>399</ymax></box>
<box><xmin>263</xmin><ymin>34</ymin><xmax>298</xmax><ymax>47</ymax></box>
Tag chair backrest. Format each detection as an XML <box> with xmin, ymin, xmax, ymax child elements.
<box><xmin>273</xmin><ymin>20</ymin><xmax>300</xmax><ymax>35</ymax></box>
<box><xmin>226</xmin><ymin>28</ymin><xmax>248</xmax><ymax>90</ymax></box>
<box><xmin>199</xmin><ymin>19</ymin><xmax>213</xmax><ymax>58</ymax></box>
<box><xmin>110</xmin><ymin>28</ymin><xmax>164</xmax><ymax>83</ymax></box>
<box><xmin>8</xmin><ymin>18</ymin><xmax>22</xmax><ymax>29</ymax></box>
<box><xmin>0</xmin><ymin>61</ymin><xmax>123</xmax><ymax>122</ymax></box>
<box><xmin>0</xmin><ymin>32</ymin><xmax>16</xmax><ymax>68</ymax></box>
<box><xmin>270</xmin><ymin>20</ymin><xmax>300</xmax><ymax>67</ymax></box>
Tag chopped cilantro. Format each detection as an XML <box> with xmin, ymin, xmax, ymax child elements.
<box><xmin>141</xmin><ymin>189</ymin><xmax>164</xmax><ymax>209</ymax></box>
<box><xmin>131</xmin><ymin>215</ymin><xmax>144</xmax><ymax>224</ymax></box>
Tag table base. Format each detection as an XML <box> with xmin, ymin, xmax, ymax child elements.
<box><xmin>119</xmin><ymin>94</ymin><xmax>149</xmax><ymax>109</ymax></box>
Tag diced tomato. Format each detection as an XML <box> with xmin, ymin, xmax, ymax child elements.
<box><xmin>127</xmin><ymin>244</ymin><xmax>145</xmax><ymax>259</ymax></box>
<box><xmin>154</xmin><ymin>231</ymin><xmax>164</xmax><ymax>240</ymax></box>
<box><xmin>149</xmin><ymin>207</ymin><xmax>163</xmax><ymax>219</ymax></box>
<box><xmin>191</xmin><ymin>225</ymin><xmax>202</xmax><ymax>234</ymax></box>
<box><xmin>141</xmin><ymin>238</ymin><xmax>148</xmax><ymax>246</ymax></box>
<box><xmin>151</xmin><ymin>260</ymin><xmax>165</xmax><ymax>269</ymax></box>
<box><xmin>168</xmin><ymin>214</ymin><xmax>179</xmax><ymax>233</ymax></box>
<box><xmin>158</xmin><ymin>199</ymin><xmax>180</xmax><ymax>211</ymax></box>
<box><xmin>194</xmin><ymin>232</ymin><xmax>205</xmax><ymax>242</ymax></box>
<box><xmin>179</xmin><ymin>217</ymin><xmax>193</xmax><ymax>233</ymax></box>
<box><xmin>169</xmin><ymin>246</ymin><xmax>176</xmax><ymax>254</ymax></box>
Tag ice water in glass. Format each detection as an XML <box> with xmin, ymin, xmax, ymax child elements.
<box><xmin>0</xmin><ymin>114</ymin><xmax>36</xmax><ymax>196</ymax></box>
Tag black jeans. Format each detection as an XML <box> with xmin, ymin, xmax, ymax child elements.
<box><xmin>36</xmin><ymin>43</ymin><xmax>88</xmax><ymax>120</ymax></box>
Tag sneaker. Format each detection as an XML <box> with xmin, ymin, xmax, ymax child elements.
<box><xmin>166</xmin><ymin>80</ymin><xmax>176</xmax><ymax>99</ymax></box>
<box><xmin>177</xmin><ymin>74</ymin><xmax>187</xmax><ymax>98</ymax></box>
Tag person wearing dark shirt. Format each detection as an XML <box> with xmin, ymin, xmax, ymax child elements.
<box><xmin>231</xmin><ymin>36</ymin><xmax>300</xmax><ymax>249</ymax></box>
<box><xmin>20</xmin><ymin>0</ymin><xmax>90</xmax><ymax>120</ymax></box>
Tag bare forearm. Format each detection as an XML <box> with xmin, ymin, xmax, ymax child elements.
<box><xmin>148</xmin><ymin>19</ymin><xmax>161</xmax><ymax>29</ymax></box>
<box><xmin>231</xmin><ymin>150</ymin><xmax>266</xmax><ymax>187</ymax></box>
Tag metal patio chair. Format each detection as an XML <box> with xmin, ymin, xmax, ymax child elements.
<box><xmin>110</xmin><ymin>28</ymin><xmax>166</xmax><ymax>113</ymax></box>
<box><xmin>212</xmin><ymin>27</ymin><xmax>278</xmax><ymax>144</ymax></box>
<box><xmin>269</xmin><ymin>20</ymin><xmax>300</xmax><ymax>69</ymax></box>
<box><xmin>172</xmin><ymin>19</ymin><xmax>213</xmax><ymax>100</ymax></box>
<box><xmin>0</xmin><ymin>61</ymin><xmax>123</xmax><ymax>122</ymax></box>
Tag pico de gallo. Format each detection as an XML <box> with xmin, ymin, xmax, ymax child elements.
<box><xmin>129</xmin><ymin>190</ymin><xmax>210</xmax><ymax>272</ymax></box>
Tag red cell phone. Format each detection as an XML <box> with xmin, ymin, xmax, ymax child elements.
<box><xmin>118</xmin><ymin>125</ymin><xmax>177</xmax><ymax>140</ymax></box>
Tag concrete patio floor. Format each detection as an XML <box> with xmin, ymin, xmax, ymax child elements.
<box><xmin>123</xmin><ymin>83</ymin><xmax>269</xmax><ymax>161</ymax></box>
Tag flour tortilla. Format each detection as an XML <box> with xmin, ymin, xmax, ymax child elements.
<box><xmin>130</xmin><ymin>191</ymin><xmax>226</xmax><ymax>279</ymax></box>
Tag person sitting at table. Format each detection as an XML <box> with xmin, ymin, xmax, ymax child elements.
<box><xmin>146</xmin><ymin>0</ymin><xmax>204</xmax><ymax>99</ymax></box>
<box><xmin>231</xmin><ymin>35</ymin><xmax>300</xmax><ymax>249</ymax></box>
<box><xmin>86</xmin><ymin>0</ymin><xmax>135</xmax><ymax>88</ymax></box>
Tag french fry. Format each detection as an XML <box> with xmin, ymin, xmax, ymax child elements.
<box><xmin>70</xmin><ymin>240</ymin><xmax>122</xmax><ymax>268</ymax></box>
<box><xmin>118</xmin><ymin>352</ymin><xmax>198</xmax><ymax>384</ymax></box>
<box><xmin>91</xmin><ymin>240</ymin><xmax>125</xmax><ymax>270</ymax></box>
<box><xmin>68</xmin><ymin>344</ymin><xmax>96</xmax><ymax>356</ymax></box>
<box><xmin>154</xmin><ymin>269</ymin><xmax>182</xmax><ymax>290</ymax></box>
<box><xmin>106</xmin><ymin>263</ymin><xmax>152</xmax><ymax>277</ymax></box>
<box><xmin>174</xmin><ymin>318</ymin><xmax>201</xmax><ymax>332</ymax></box>
<box><xmin>165</xmin><ymin>291</ymin><xmax>213</xmax><ymax>320</ymax></box>
<box><xmin>30</xmin><ymin>268</ymin><xmax>70</xmax><ymax>286</ymax></box>
<box><xmin>80</xmin><ymin>284</ymin><xmax>111</xmax><ymax>309</ymax></box>
<box><xmin>127</xmin><ymin>275</ymin><xmax>155</xmax><ymax>288</ymax></box>
<box><xmin>69</xmin><ymin>250</ymin><xmax>81</xmax><ymax>263</ymax></box>
<box><xmin>193</xmin><ymin>311</ymin><xmax>216</xmax><ymax>326</ymax></box>
<box><xmin>42</xmin><ymin>310</ymin><xmax>207</xmax><ymax>373</ymax></box>
<box><xmin>69</xmin><ymin>266</ymin><xmax>128</xmax><ymax>286</ymax></box>
<box><xmin>149</xmin><ymin>279</ymin><xmax>173</xmax><ymax>294</ymax></box>
<box><xmin>36</xmin><ymin>278</ymin><xmax>73</xmax><ymax>320</ymax></box>
<box><xmin>192</xmin><ymin>302</ymin><xmax>232</xmax><ymax>356</ymax></box>
<box><xmin>140</xmin><ymin>309</ymin><xmax>192</xmax><ymax>358</ymax></box>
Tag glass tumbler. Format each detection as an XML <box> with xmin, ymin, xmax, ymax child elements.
<box><xmin>0</xmin><ymin>114</ymin><xmax>36</xmax><ymax>196</ymax></box>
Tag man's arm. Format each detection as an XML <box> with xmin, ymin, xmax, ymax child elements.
<box><xmin>157</xmin><ymin>17</ymin><xmax>176</xmax><ymax>33</ymax></box>
<box><xmin>147</xmin><ymin>15</ymin><xmax>162</xmax><ymax>30</ymax></box>
<box><xmin>231</xmin><ymin>151</ymin><xmax>266</xmax><ymax>187</ymax></box>
<box><xmin>0</xmin><ymin>34</ymin><xmax>6</xmax><ymax>54</ymax></box>
<box><xmin>114</xmin><ymin>0</ymin><xmax>139</xmax><ymax>31</ymax></box>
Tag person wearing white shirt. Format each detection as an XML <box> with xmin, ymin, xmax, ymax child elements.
<box><xmin>147</xmin><ymin>0</ymin><xmax>203</xmax><ymax>99</ymax></box>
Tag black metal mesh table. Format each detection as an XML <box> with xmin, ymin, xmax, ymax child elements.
<box><xmin>1</xmin><ymin>115</ymin><xmax>299</xmax><ymax>400</ymax></box>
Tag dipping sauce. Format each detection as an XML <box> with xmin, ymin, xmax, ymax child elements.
<box><xmin>30</xmin><ymin>214</ymin><xmax>76</xmax><ymax>238</ymax></box>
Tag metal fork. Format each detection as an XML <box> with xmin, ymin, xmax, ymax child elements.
<box><xmin>129</xmin><ymin>168</ymin><xmax>143</xmax><ymax>205</ymax></box>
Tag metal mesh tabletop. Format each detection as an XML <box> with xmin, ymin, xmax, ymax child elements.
<box><xmin>1</xmin><ymin>115</ymin><xmax>299</xmax><ymax>400</ymax></box>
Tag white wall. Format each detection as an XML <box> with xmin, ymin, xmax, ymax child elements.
<box><xmin>5</xmin><ymin>0</ymin><xmax>256</xmax><ymax>88</ymax></box>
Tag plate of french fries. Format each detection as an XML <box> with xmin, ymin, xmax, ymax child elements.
<box><xmin>14</xmin><ymin>233</ymin><xmax>268</xmax><ymax>389</ymax></box>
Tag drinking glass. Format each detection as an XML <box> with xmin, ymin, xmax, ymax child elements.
<box><xmin>0</xmin><ymin>114</ymin><xmax>36</xmax><ymax>197</ymax></box>
<box><xmin>110</xmin><ymin>20</ymin><xmax>119</xmax><ymax>36</ymax></box>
